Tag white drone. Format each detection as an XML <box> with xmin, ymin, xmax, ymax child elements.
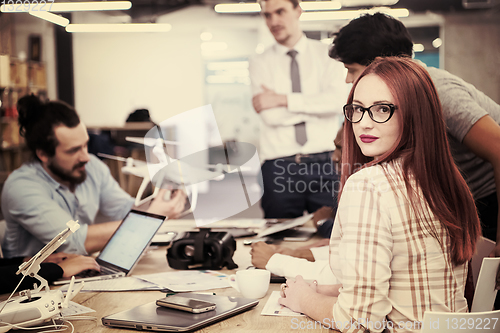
<box><xmin>99</xmin><ymin>136</ymin><xmax>247</xmax><ymax>215</ymax></box>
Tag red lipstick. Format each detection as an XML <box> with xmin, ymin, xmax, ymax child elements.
<box><xmin>360</xmin><ymin>135</ymin><xmax>379</xmax><ymax>143</ymax></box>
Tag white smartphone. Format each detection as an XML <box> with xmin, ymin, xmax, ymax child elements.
<box><xmin>156</xmin><ymin>296</ymin><xmax>216</xmax><ymax>313</ymax></box>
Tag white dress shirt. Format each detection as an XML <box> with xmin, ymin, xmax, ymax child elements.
<box><xmin>265</xmin><ymin>246</ymin><xmax>337</xmax><ymax>285</ymax></box>
<box><xmin>249</xmin><ymin>35</ymin><xmax>350</xmax><ymax>162</ymax></box>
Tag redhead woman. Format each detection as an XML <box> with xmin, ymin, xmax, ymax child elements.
<box><xmin>279</xmin><ymin>57</ymin><xmax>481</xmax><ymax>332</ymax></box>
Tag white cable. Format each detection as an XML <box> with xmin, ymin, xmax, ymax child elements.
<box><xmin>0</xmin><ymin>322</ymin><xmax>69</xmax><ymax>331</ymax></box>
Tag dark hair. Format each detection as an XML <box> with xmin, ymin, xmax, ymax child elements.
<box><xmin>329</xmin><ymin>13</ymin><xmax>413</xmax><ymax>66</ymax></box>
<box><xmin>341</xmin><ymin>57</ymin><xmax>480</xmax><ymax>266</ymax></box>
<box><xmin>17</xmin><ymin>94</ymin><xmax>81</xmax><ymax>161</ymax></box>
<box><xmin>258</xmin><ymin>0</ymin><xmax>300</xmax><ymax>9</ymax></box>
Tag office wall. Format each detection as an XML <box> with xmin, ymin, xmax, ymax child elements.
<box><xmin>443</xmin><ymin>12</ymin><xmax>500</xmax><ymax>103</ymax></box>
<box><xmin>72</xmin><ymin>7</ymin><xmax>262</xmax><ymax>127</ymax></box>
<box><xmin>71</xmin><ymin>7</ymin><xmax>500</xmax><ymax>127</ymax></box>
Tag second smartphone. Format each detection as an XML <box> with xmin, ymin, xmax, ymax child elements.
<box><xmin>156</xmin><ymin>296</ymin><xmax>216</xmax><ymax>313</ymax></box>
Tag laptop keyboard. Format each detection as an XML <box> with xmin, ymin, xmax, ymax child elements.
<box><xmin>77</xmin><ymin>266</ymin><xmax>116</xmax><ymax>278</ymax></box>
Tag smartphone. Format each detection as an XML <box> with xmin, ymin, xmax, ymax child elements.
<box><xmin>156</xmin><ymin>296</ymin><xmax>216</xmax><ymax>313</ymax></box>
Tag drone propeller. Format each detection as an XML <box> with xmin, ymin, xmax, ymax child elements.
<box><xmin>97</xmin><ymin>153</ymin><xmax>147</xmax><ymax>166</ymax></box>
<box><xmin>126</xmin><ymin>136</ymin><xmax>179</xmax><ymax>147</ymax></box>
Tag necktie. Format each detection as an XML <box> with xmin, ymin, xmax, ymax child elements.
<box><xmin>287</xmin><ymin>50</ymin><xmax>307</xmax><ymax>146</ymax></box>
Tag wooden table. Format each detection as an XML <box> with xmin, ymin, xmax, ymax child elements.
<box><xmin>69</xmin><ymin>220</ymin><xmax>330</xmax><ymax>332</ymax></box>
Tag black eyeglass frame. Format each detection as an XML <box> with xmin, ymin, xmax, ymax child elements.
<box><xmin>343</xmin><ymin>103</ymin><xmax>398</xmax><ymax>124</ymax></box>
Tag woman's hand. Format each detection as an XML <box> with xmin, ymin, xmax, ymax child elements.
<box><xmin>278</xmin><ymin>275</ymin><xmax>318</xmax><ymax>314</ymax></box>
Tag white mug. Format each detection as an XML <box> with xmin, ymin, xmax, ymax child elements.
<box><xmin>228</xmin><ymin>269</ymin><xmax>270</xmax><ymax>299</ymax></box>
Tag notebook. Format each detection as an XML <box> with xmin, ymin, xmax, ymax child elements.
<box><xmin>54</xmin><ymin>210</ymin><xmax>166</xmax><ymax>285</ymax></box>
<box><xmin>102</xmin><ymin>293</ymin><xmax>259</xmax><ymax>332</ymax></box>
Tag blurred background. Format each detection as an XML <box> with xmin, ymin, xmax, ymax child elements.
<box><xmin>0</xmin><ymin>0</ymin><xmax>499</xmax><ymax>218</ymax></box>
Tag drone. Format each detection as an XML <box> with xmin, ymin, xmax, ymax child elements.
<box><xmin>98</xmin><ymin>136</ymin><xmax>248</xmax><ymax>215</ymax></box>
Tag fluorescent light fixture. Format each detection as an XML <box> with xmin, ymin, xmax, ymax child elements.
<box><xmin>29</xmin><ymin>11</ymin><xmax>69</xmax><ymax>27</ymax></box>
<box><xmin>340</xmin><ymin>0</ymin><xmax>398</xmax><ymax>6</ymax></box>
<box><xmin>300</xmin><ymin>1</ymin><xmax>342</xmax><ymax>11</ymax></box>
<box><xmin>1</xmin><ymin>1</ymin><xmax>131</xmax><ymax>12</ymax></box>
<box><xmin>432</xmin><ymin>38</ymin><xmax>442</xmax><ymax>48</ymax></box>
<box><xmin>413</xmin><ymin>43</ymin><xmax>424</xmax><ymax>52</ymax></box>
<box><xmin>215</xmin><ymin>1</ymin><xmax>341</xmax><ymax>13</ymax></box>
<box><xmin>66</xmin><ymin>23</ymin><xmax>172</xmax><ymax>33</ymax></box>
<box><xmin>300</xmin><ymin>7</ymin><xmax>409</xmax><ymax>21</ymax></box>
<box><xmin>214</xmin><ymin>3</ymin><xmax>260</xmax><ymax>13</ymax></box>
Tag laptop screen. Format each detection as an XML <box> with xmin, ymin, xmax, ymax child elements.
<box><xmin>98</xmin><ymin>210</ymin><xmax>166</xmax><ymax>271</ymax></box>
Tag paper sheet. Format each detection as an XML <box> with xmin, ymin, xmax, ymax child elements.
<box><xmin>261</xmin><ymin>291</ymin><xmax>305</xmax><ymax>316</ymax></box>
<box><xmin>203</xmin><ymin>219</ymin><xmax>268</xmax><ymax>229</ymax></box>
<box><xmin>61</xmin><ymin>301</ymin><xmax>96</xmax><ymax>316</ymax></box>
<box><xmin>137</xmin><ymin>270</ymin><xmax>230</xmax><ymax>292</ymax></box>
<box><xmin>58</xmin><ymin>276</ymin><xmax>161</xmax><ymax>292</ymax></box>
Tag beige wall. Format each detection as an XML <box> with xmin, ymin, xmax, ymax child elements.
<box><xmin>442</xmin><ymin>11</ymin><xmax>500</xmax><ymax>104</ymax></box>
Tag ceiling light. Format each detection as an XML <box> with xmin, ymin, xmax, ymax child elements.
<box><xmin>413</xmin><ymin>44</ymin><xmax>424</xmax><ymax>52</ymax></box>
<box><xmin>300</xmin><ymin>1</ymin><xmax>342</xmax><ymax>10</ymax></box>
<box><xmin>214</xmin><ymin>3</ymin><xmax>260</xmax><ymax>13</ymax></box>
<box><xmin>432</xmin><ymin>38</ymin><xmax>442</xmax><ymax>48</ymax></box>
<box><xmin>215</xmin><ymin>1</ymin><xmax>342</xmax><ymax>14</ymax></box>
<box><xmin>66</xmin><ymin>23</ymin><xmax>172</xmax><ymax>33</ymax></box>
<box><xmin>300</xmin><ymin>7</ymin><xmax>409</xmax><ymax>21</ymax></box>
<box><xmin>29</xmin><ymin>11</ymin><xmax>69</xmax><ymax>27</ymax></box>
<box><xmin>1</xmin><ymin>1</ymin><xmax>131</xmax><ymax>12</ymax></box>
<box><xmin>340</xmin><ymin>0</ymin><xmax>398</xmax><ymax>6</ymax></box>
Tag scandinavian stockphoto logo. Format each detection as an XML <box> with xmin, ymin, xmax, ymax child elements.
<box><xmin>142</xmin><ymin>104</ymin><xmax>263</xmax><ymax>227</ymax></box>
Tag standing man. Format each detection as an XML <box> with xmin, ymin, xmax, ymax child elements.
<box><xmin>1</xmin><ymin>95</ymin><xmax>186</xmax><ymax>258</ymax></box>
<box><xmin>250</xmin><ymin>0</ymin><xmax>349</xmax><ymax>220</ymax></box>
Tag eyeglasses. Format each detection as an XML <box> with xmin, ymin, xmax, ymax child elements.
<box><xmin>343</xmin><ymin>103</ymin><xmax>397</xmax><ymax>124</ymax></box>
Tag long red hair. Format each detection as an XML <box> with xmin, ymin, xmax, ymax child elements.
<box><xmin>340</xmin><ymin>57</ymin><xmax>480</xmax><ymax>266</ymax></box>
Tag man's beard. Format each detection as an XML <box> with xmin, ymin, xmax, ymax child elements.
<box><xmin>48</xmin><ymin>160</ymin><xmax>87</xmax><ymax>186</ymax></box>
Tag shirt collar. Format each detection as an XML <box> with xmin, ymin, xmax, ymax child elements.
<box><xmin>32</xmin><ymin>161</ymin><xmax>67</xmax><ymax>191</ymax></box>
<box><xmin>275</xmin><ymin>33</ymin><xmax>307</xmax><ymax>56</ymax></box>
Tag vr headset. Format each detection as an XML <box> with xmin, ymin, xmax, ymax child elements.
<box><xmin>166</xmin><ymin>229</ymin><xmax>238</xmax><ymax>270</ymax></box>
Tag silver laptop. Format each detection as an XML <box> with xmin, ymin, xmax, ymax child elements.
<box><xmin>102</xmin><ymin>293</ymin><xmax>259</xmax><ymax>332</ymax></box>
<box><xmin>54</xmin><ymin>210</ymin><xmax>166</xmax><ymax>285</ymax></box>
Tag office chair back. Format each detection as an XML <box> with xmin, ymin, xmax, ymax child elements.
<box><xmin>471</xmin><ymin>257</ymin><xmax>500</xmax><ymax>312</ymax></box>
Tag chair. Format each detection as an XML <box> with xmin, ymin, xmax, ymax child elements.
<box><xmin>472</xmin><ymin>237</ymin><xmax>496</xmax><ymax>288</ymax></box>
<box><xmin>471</xmin><ymin>257</ymin><xmax>500</xmax><ymax>312</ymax></box>
<box><xmin>421</xmin><ymin>309</ymin><xmax>500</xmax><ymax>332</ymax></box>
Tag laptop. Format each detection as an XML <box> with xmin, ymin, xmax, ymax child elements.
<box><xmin>102</xmin><ymin>293</ymin><xmax>259</xmax><ymax>332</ymax></box>
<box><xmin>54</xmin><ymin>209</ymin><xmax>166</xmax><ymax>285</ymax></box>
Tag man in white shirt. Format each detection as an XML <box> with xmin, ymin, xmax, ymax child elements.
<box><xmin>250</xmin><ymin>0</ymin><xmax>349</xmax><ymax>223</ymax></box>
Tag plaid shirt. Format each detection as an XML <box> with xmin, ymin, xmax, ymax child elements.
<box><xmin>330</xmin><ymin>162</ymin><xmax>468</xmax><ymax>332</ymax></box>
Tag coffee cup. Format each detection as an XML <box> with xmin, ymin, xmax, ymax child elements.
<box><xmin>228</xmin><ymin>269</ymin><xmax>270</xmax><ymax>299</ymax></box>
